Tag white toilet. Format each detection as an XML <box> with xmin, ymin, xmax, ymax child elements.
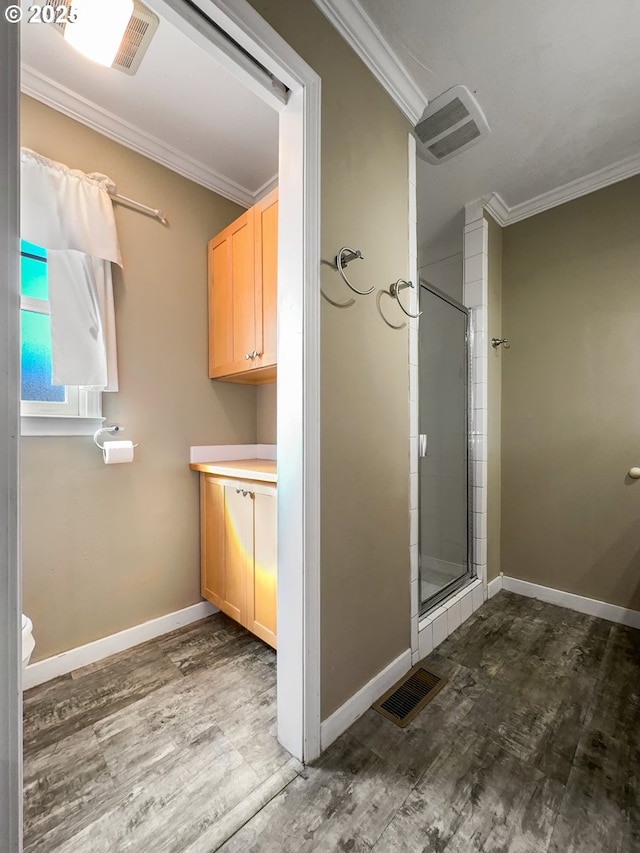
<box><xmin>22</xmin><ymin>614</ymin><xmax>35</xmax><ymax>671</ymax></box>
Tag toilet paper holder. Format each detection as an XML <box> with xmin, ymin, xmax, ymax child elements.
<box><xmin>93</xmin><ymin>424</ymin><xmax>139</xmax><ymax>450</ymax></box>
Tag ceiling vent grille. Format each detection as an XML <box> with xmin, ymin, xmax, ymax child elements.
<box><xmin>415</xmin><ymin>85</ymin><xmax>490</xmax><ymax>164</ymax></box>
<box><xmin>50</xmin><ymin>0</ymin><xmax>159</xmax><ymax>75</ymax></box>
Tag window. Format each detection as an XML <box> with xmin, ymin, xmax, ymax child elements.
<box><xmin>20</xmin><ymin>240</ymin><xmax>102</xmax><ymax>433</ymax></box>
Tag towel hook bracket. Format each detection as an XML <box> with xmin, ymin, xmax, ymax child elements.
<box><xmin>389</xmin><ymin>279</ymin><xmax>422</xmax><ymax>319</ymax></box>
<box><xmin>334</xmin><ymin>246</ymin><xmax>375</xmax><ymax>296</ymax></box>
<box><xmin>491</xmin><ymin>338</ymin><xmax>511</xmax><ymax>349</ymax></box>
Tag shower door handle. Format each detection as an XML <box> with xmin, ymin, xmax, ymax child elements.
<box><xmin>419</xmin><ymin>434</ymin><xmax>428</xmax><ymax>458</ymax></box>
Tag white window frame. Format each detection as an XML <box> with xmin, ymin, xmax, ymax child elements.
<box><xmin>19</xmin><ymin>256</ymin><xmax>104</xmax><ymax>436</ymax></box>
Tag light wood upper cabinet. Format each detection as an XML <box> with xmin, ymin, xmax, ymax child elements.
<box><xmin>253</xmin><ymin>188</ymin><xmax>278</xmax><ymax>374</ymax></box>
<box><xmin>208</xmin><ymin>188</ymin><xmax>278</xmax><ymax>384</ymax></box>
<box><xmin>199</xmin><ymin>474</ymin><xmax>277</xmax><ymax>649</ymax></box>
<box><xmin>208</xmin><ymin>210</ymin><xmax>254</xmax><ymax>378</ymax></box>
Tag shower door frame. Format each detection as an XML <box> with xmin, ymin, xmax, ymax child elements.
<box><xmin>418</xmin><ymin>278</ymin><xmax>475</xmax><ymax>617</ymax></box>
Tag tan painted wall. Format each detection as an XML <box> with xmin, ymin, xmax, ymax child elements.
<box><xmin>256</xmin><ymin>384</ymin><xmax>277</xmax><ymax>445</ymax></box>
<box><xmin>501</xmin><ymin>177</ymin><xmax>640</xmax><ymax>609</ymax></box>
<box><xmin>486</xmin><ymin>214</ymin><xmax>502</xmax><ymax>581</ymax></box>
<box><xmin>20</xmin><ymin>96</ymin><xmax>254</xmax><ymax>661</ymax></box>
<box><xmin>249</xmin><ymin>0</ymin><xmax>411</xmax><ymax>717</ymax></box>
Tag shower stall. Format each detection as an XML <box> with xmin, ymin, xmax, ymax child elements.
<box><xmin>418</xmin><ymin>279</ymin><xmax>473</xmax><ymax>614</ymax></box>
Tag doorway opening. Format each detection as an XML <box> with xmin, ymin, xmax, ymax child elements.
<box><xmin>2</xmin><ymin>0</ymin><xmax>321</xmax><ymax>849</ymax></box>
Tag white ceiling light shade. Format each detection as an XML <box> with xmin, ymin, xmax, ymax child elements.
<box><xmin>64</xmin><ymin>0</ymin><xmax>134</xmax><ymax>67</ymax></box>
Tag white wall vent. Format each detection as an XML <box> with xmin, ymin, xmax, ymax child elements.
<box><xmin>415</xmin><ymin>85</ymin><xmax>490</xmax><ymax>164</ymax></box>
<box><xmin>50</xmin><ymin>0</ymin><xmax>159</xmax><ymax>75</ymax></box>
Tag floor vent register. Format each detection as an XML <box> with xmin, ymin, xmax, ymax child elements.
<box><xmin>372</xmin><ymin>664</ymin><xmax>447</xmax><ymax>728</ymax></box>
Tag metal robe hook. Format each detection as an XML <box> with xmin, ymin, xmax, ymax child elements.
<box><xmin>334</xmin><ymin>246</ymin><xmax>375</xmax><ymax>296</ymax></box>
<box><xmin>491</xmin><ymin>338</ymin><xmax>511</xmax><ymax>349</ymax></box>
<box><xmin>389</xmin><ymin>279</ymin><xmax>422</xmax><ymax>318</ymax></box>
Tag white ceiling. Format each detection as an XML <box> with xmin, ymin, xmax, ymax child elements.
<box><xmin>20</xmin><ymin>7</ymin><xmax>279</xmax><ymax>206</ymax></box>
<box><xmin>20</xmin><ymin>1</ymin><xmax>640</xmax><ymax>250</ymax></box>
<box><xmin>356</xmin><ymin>0</ymin><xmax>640</xmax><ymax>257</ymax></box>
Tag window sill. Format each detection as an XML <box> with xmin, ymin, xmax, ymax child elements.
<box><xmin>21</xmin><ymin>416</ymin><xmax>106</xmax><ymax>437</ymax></box>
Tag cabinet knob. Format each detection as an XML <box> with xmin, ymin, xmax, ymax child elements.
<box><xmin>245</xmin><ymin>353</ymin><xmax>251</xmax><ymax>360</ymax></box>
<box><xmin>252</xmin><ymin>351</ymin><xmax>260</xmax><ymax>359</ymax></box>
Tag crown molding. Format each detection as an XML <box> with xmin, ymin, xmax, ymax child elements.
<box><xmin>480</xmin><ymin>151</ymin><xmax>640</xmax><ymax>228</ymax></box>
<box><xmin>311</xmin><ymin>0</ymin><xmax>425</xmax><ymax>125</ymax></box>
<box><xmin>21</xmin><ymin>65</ymin><xmax>256</xmax><ymax>208</ymax></box>
<box><xmin>254</xmin><ymin>172</ymin><xmax>279</xmax><ymax>201</ymax></box>
<box><xmin>481</xmin><ymin>192</ymin><xmax>509</xmax><ymax>227</ymax></box>
<box><xmin>505</xmin><ymin>152</ymin><xmax>640</xmax><ymax>224</ymax></box>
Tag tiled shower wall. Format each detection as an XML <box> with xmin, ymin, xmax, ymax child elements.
<box><xmin>408</xmin><ymin>135</ymin><xmax>420</xmax><ymax>658</ymax></box>
<box><xmin>463</xmin><ymin>202</ymin><xmax>489</xmax><ymax>589</ymax></box>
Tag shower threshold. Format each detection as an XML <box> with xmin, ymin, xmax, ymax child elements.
<box><xmin>419</xmin><ymin>571</ymin><xmax>476</xmax><ymax>620</ymax></box>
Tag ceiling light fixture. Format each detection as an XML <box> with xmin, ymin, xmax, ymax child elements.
<box><xmin>64</xmin><ymin>0</ymin><xmax>134</xmax><ymax>67</ymax></box>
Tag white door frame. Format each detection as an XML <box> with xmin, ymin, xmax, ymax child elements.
<box><xmin>0</xmin><ymin>11</ymin><xmax>22</xmax><ymax>853</ymax></box>
<box><xmin>157</xmin><ymin>0</ymin><xmax>322</xmax><ymax>765</ymax></box>
<box><xmin>0</xmin><ymin>1</ymin><xmax>321</xmax><ymax>847</ymax></box>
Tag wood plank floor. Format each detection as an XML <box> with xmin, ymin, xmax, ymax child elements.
<box><xmin>24</xmin><ymin>591</ymin><xmax>640</xmax><ymax>852</ymax></box>
<box><xmin>23</xmin><ymin>613</ymin><xmax>297</xmax><ymax>852</ymax></box>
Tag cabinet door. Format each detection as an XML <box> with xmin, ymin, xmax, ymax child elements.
<box><xmin>208</xmin><ymin>231</ymin><xmax>232</xmax><ymax>376</ymax></box>
<box><xmin>247</xmin><ymin>486</ymin><xmax>277</xmax><ymax>648</ymax></box>
<box><xmin>222</xmin><ymin>485</ymin><xmax>253</xmax><ymax>625</ymax></box>
<box><xmin>231</xmin><ymin>211</ymin><xmax>257</xmax><ymax>366</ymax></box>
<box><xmin>208</xmin><ymin>210</ymin><xmax>256</xmax><ymax>379</ymax></box>
<box><xmin>254</xmin><ymin>189</ymin><xmax>278</xmax><ymax>374</ymax></box>
<box><xmin>201</xmin><ymin>476</ymin><xmax>225</xmax><ymax>609</ymax></box>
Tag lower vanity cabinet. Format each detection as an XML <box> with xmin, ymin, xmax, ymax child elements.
<box><xmin>199</xmin><ymin>474</ymin><xmax>277</xmax><ymax>649</ymax></box>
<box><xmin>248</xmin><ymin>486</ymin><xmax>278</xmax><ymax>647</ymax></box>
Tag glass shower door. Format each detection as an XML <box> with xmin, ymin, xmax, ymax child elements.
<box><xmin>419</xmin><ymin>281</ymin><xmax>472</xmax><ymax>614</ymax></box>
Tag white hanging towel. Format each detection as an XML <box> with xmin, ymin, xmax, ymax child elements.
<box><xmin>20</xmin><ymin>147</ymin><xmax>121</xmax><ymax>390</ymax></box>
<box><xmin>46</xmin><ymin>252</ymin><xmax>118</xmax><ymax>390</ymax></box>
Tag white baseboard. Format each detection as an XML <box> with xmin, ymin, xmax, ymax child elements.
<box><xmin>487</xmin><ymin>574</ymin><xmax>503</xmax><ymax>599</ymax></box>
<box><xmin>502</xmin><ymin>575</ymin><xmax>640</xmax><ymax>630</ymax></box>
<box><xmin>320</xmin><ymin>648</ymin><xmax>412</xmax><ymax>751</ymax></box>
<box><xmin>24</xmin><ymin>601</ymin><xmax>218</xmax><ymax>690</ymax></box>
